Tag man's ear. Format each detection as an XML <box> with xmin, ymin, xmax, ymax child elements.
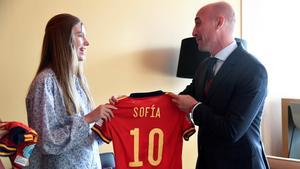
<box><xmin>216</xmin><ymin>16</ymin><xmax>225</xmax><ymax>30</ymax></box>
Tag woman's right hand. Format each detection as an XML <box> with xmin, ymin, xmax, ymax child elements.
<box><xmin>84</xmin><ymin>104</ymin><xmax>117</xmax><ymax>124</ymax></box>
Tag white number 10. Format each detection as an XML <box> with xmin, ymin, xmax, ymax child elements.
<box><xmin>129</xmin><ymin>128</ymin><xmax>164</xmax><ymax>167</ymax></box>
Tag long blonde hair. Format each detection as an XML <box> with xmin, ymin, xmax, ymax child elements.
<box><xmin>36</xmin><ymin>13</ymin><xmax>94</xmax><ymax>115</ymax></box>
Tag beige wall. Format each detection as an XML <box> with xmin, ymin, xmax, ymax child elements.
<box><xmin>0</xmin><ymin>0</ymin><xmax>241</xmax><ymax>168</ymax></box>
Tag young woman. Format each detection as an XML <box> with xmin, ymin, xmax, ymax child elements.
<box><xmin>25</xmin><ymin>13</ymin><xmax>116</xmax><ymax>169</ymax></box>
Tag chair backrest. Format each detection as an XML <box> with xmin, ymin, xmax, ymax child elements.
<box><xmin>290</xmin><ymin>103</ymin><xmax>300</xmax><ymax>128</ymax></box>
<box><xmin>267</xmin><ymin>155</ymin><xmax>300</xmax><ymax>169</ymax></box>
<box><xmin>287</xmin><ymin>104</ymin><xmax>300</xmax><ymax>158</ymax></box>
<box><xmin>100</xmin><ymin>152</ymin><xmax>115</xmax><ymax>169</ymax></box>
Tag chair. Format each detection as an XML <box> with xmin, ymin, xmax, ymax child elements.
<box><xmin>288</xmin><ymin>104</ymin><xmax>300</xmax><ymax>158</ymax></box>
<box><xmin>267</xmin><ymin>155</ymin><xmax>300</xmax><ymax>169</ymax></box>
<box><xmin>100</xmin><ymin>152</ymin><xmax>115</xmax><ymax>169</ymax></box>
<box><xmin>290</xmin><ymin>103</ymin><xmax>300</xmax><ymax>128</ymax></box>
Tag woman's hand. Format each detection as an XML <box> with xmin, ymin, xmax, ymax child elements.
<box><xmin>109</xmin><ymin>95</ymin><xmax>126</xmax><ymax>105</ymax></box>
<box><xmin>84</xmin><ymin>104</ymin><xmax>117</xmax><ymax>124</ymax></box>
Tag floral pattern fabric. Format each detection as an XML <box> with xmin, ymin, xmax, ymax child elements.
<box><xmin>24</xmin><ymin>68</ymin><xmax>101</xmax><ymax>169</ymax></box>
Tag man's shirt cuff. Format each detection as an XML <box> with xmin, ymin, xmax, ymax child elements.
<box><xmin>191</xmin><ymin>102</ymin><xmax>201</xmax><ymax>117</ymax></box>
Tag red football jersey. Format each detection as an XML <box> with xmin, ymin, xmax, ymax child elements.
<box><xmin>0</xmin><ymin>121</ymin><xmax>38</xmax><ymax>169</ymax></box>
<box><xmin>93</xmin><ymin>91</ymin><xmax>195</xmax><ymax>169</ymax></box>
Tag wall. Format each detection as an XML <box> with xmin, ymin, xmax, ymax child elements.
<box><xmin>0</xmin><ymin>0</ymin><xmax>241</xmax><ymax>168</ymax></box>
<box><xmin>242</xmin><ymin>0</ymin><xmax>300</xmax><ymax>157</ymax></box>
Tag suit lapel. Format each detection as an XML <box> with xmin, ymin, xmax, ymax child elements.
<box><xmin>206</xmin><ymin>46</ymin><xmax>244</xmax><ymax>99</ymax></box>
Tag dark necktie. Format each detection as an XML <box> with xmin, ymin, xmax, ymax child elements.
<box><xmin>204</xmin><ymin>57</ymin><xmax>218</xmax><ymax>97</ymax></box>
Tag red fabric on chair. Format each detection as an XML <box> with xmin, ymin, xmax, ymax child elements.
<box><xmin>0</xmin><ymin>121</ymin><xmax>38</xmax><ymax>169</ymax></box>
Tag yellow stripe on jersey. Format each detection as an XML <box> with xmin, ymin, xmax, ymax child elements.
<box><xmin>92</xmin><ymin>126</ymin><xmax>110</xmax><ymax>144</ymax></box>
<box><xmin>0</xmin><ymin>152</ymin><xmax>14</xmax><ymax>156</ymax></box>
<box><xmin>0</xmin><ymin>143</ymin><xmax>17</xmax><ymax>151</ymax></box>
<box><xmin>24</xmin><ymin>134</ymin><xmax>34</xmax><ymax>142</ymax></box>
<box><xmin>183</xmin><ymin>127</ymin><xmax>196</xmax><ymax>141</ymax></box>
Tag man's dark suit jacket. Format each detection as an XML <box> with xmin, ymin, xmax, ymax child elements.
<box><xmin>181</xmin><ymin>45</ymin><xmax>270</xmax><ymax>169</ymax></box>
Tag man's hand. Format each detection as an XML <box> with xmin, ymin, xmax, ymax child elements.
<box><xmin>168</xmin><ymin>92</ymin><xmax>198</xmax><ymax>113</ymax></box>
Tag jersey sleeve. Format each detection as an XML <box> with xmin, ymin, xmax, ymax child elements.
<box><xmin>182</xmin><ymin>115</ymin><xmax>196</xmax><ymax>141</ymax></box>
<box><xmin>92</xmin><ymin>122</ymin><xmax>112</xmax><ymax>144</ymax></box>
